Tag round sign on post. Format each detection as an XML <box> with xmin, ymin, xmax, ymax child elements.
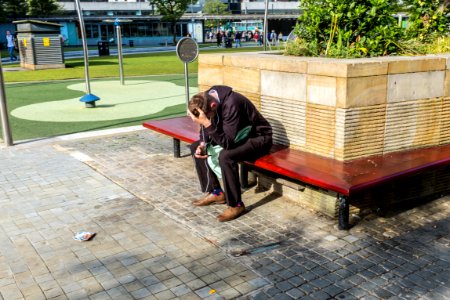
<box><xmin>176</xmin><ymin>37</ymin><xmax>199</xmax><ymax>115</ymax></box>
<box><xmin>176</xmin><ymin>37</ymin><xmax>199</xmax><ymax>63</ymax></box>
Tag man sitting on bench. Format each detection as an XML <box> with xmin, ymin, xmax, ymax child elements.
<box><xmin>188</xmin><ymin>85</ymin><xmax>273</xmax><ymax>222</ymax></box>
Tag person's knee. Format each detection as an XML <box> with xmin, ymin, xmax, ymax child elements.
<box><xmin>218</xmin><ymin>150</ymin><xmax>235</xmax><ymax>167</ymax></box>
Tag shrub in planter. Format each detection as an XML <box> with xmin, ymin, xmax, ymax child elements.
<box><xmin>405</xmin><ymin>0</ymin><xmax>450</xmax><ymax>41</ymax></box>
<box><xmin>288</xmin><ymin>0</ymin><xmax>403</xmax><ymax>58</ymax></box>
<box><xmin>286</xmin><ymin>0</ymin><xmax>450</xmax><ymax>57</ymax></box>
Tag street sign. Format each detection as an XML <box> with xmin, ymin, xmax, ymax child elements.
<box><xmin>176</xmin><ymin>37</ymin><xmax>199</xmax><ymax>114</ymax></box>
<box><xmin>176</xmin><ymin>37</ymin><xmax>199</xmax><ymax>63</ymax></box>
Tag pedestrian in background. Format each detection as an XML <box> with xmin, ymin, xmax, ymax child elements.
<box><xmin>6</xmin><ymin>30</ymin><xmax>18</xmax><ymax>62</ymax></box>
<box><xmin>234</xmin><ymin>31</ymin><xmax>242</xmax><ymax>48</ymax></box>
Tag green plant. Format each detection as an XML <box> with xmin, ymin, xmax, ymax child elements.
<box><xmin>404</xmin><ymin>0</ymin><xmax>450</xmax><ymax>41</ymax></box>
<box><xmin>289</xmin><ymin>0</ymin><xmax>403</xmax><ymax>58</ymax></box>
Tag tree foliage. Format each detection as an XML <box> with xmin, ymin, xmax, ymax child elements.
<box><xmin>27</xmin><ymin>0</ymin><xmax>61</xmax><ymax>18</ymax></box>
<box><xmin>289</xmin><ymin>0</ymin><xmax>403</xmax><ymax>57</ymax></box>
<box><xmin>202</xmin><ymin>0</ymin><xmax>229</xmax><ymax>29</ymax></box>
<box><xmin>404</xmin><ymin>0</ymin><xmax>450</xmax><ymax>40</ymax></box>
<box><xmin>149</xmin><ymin>0</ymin><xmax>190</xmax><ymax>44</ymax></box>
<box><xmin>0</xmin><ymin>0</ymin><xmax>28</xmax><ymax>21</ymax></box>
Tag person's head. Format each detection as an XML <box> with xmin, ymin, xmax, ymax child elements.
<box><xmin>189</xmin><ymin>91</ymin><xmax>219</xmax><ymax>118</ymax></box>
<box><xmin>6</xmin><ymin>30</ymin><xmax>11</xmax><ymax>35</ymax></box>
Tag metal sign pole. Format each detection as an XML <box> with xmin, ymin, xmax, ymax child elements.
<box><xmin>75</xmin><ymin>0</ymin><xmax>100</xmax><ymax>107</ymax></box>
<box><xmin>263</xmin><ymin>0</ymin><xmax>269</xmax><ymax>51</ymax></box>
<box><xmin>184</xmin><ymin>62</ymin><xmax>190</xmax><ymax>113</ymax></box>
<box><xmin>176</xmin><ymin>37</ymin><xmax>199</xmax><ymax>115</ymax></box>
<box><xmin>115</xmin><ymin>20</ymin><xmax>125</xmax><ymax>85</ymax></box>
<box><xmin>0</xmin><ymin>57</ymin><xmax>13</xmax><ymax>146</ymax></box>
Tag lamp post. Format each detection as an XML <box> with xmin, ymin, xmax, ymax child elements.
<box><xmin>74</xmin><ymin>0</ymin><xmax>100</xmax><ymax>108</ymax></box>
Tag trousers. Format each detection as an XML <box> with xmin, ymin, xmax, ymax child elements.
<box><xmin>190</xmin><ymin>134</ymin><xmax>272</xmax><ymax>207</ymax></box>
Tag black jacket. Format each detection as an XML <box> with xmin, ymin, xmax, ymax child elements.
<box><xmin>203</xmin><ymin>85</ymin><xmax>272</xmax><ymax>150</ymax></box>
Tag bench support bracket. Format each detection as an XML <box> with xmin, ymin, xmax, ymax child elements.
<box><xmin>173</xmin><ymin>138</ymin><xmax>180</xmax><ymax>158</ymax></box>
<box><xmin>338</xmin><ymin>195</ymin><xmax>350</xmax><ymax>230</ymax></box>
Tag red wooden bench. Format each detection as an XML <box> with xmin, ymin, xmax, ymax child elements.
<box><xmin>143</xmin><ymin>116</ymin><xmax>450</xmax><ymax>230</ymax></box>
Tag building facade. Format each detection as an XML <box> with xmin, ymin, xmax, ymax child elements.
<box><xmin>41</xmin><ymin>0</ymin><xmax>300</xmax><ymax>46</ymax></box>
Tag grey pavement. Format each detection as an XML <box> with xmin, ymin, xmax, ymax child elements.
<box><xmin>0</xmin><ymin>127</ymin><xmax>449</xmax><ymax>299</ymax></box>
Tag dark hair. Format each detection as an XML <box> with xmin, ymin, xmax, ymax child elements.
<box><xmin>189</xmin><ymin>91</ymin><xmax>216</xmax><ymax>116</ymax></box>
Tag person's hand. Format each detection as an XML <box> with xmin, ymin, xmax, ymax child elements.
<box><xmin>187</xmin><ymin>108</ymin><xmax>211</xmax><ymax>128</ymax></box>
<box><xmin>194</xmin><ymin>142</ymin><xmax>208</xmax><ymax>159</ymax></box>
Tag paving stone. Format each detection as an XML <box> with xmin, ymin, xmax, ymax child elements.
<box><xmin>0</xmin><ymin>131</ymin><xmax>448</xmax><ymax>300</ymax></box>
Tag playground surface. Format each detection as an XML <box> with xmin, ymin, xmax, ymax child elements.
<box><xmin>3</xmin><ymin>74</ymin><xmax>196</xmax><ymax>141</ymax></box>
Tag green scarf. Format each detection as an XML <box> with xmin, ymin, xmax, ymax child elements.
<box><xmin>207</xmin><ymin>126</ymin><xmax>252</xmax><ymax>179</ymax></box>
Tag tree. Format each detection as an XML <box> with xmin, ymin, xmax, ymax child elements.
<box><xmin>1</xmin><ymin>0</ymin><xmax>28</xmax><ymax>20</ymax></box>
<box><xmin>202</xmin><ymin>0</ymin><xmax>230</xmax><ymax>29</ymax></box>
<box><xmin>27</xmin><ymin>0</ymin><xmax>61</xmax><ymax>18</ymax></box>
<box><xmin>149</xmin><ymin>0</ymin><xmax>190</xmax><ymax>45</ymax></box>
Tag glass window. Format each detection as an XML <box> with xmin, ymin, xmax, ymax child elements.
<box><xmin>130</xmin><ymin>24</ymin><xmax>138</xmax><ymax>37</ymax></box>
<box><xmin>92</xmin><ymin>25</ymin><xmax>99</xmax><ymax>39</ymax></box>
<box><xmin>122</xmin><ymin>24</ymin><xmax>131</xmax><ymax>37</ymax></box>
<box><xmin>86</xmin><ymin>24</ymin><xmax>92</xmax><ymax>38</ymax></box>
<box><xmin>145</xmin><ymin>23</ymin><xmax>153</xmax><ymax>37</ymax></box>
<box><xmin>137</xmin><ymin>23</ymin><xmax>146</xmax><ymax>37</ymax></box>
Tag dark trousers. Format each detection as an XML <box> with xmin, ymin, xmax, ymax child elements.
<box><xmin>190</xmin><ymin>135</ymin><xmax>272</xmax><ymax>207</ymax></box>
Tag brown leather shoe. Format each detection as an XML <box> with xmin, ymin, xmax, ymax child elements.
<box><xmin>217</xmin><ymin>205</ymin><xmax>245</xmax><ymax>222</ymax></box>
<box><xmin>192</xmin><ymin>193</ymin><xmax>225</xmax><ymax>206</ymax></box>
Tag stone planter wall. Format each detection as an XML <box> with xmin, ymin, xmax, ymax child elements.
<box><xmin>198</xmin><ymin>52</ymin><xmax>450</xmax><ymax>161</ymax></box>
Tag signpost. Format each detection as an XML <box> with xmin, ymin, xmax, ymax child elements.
<box><xmin>176</xmin><ymin>37</ymin><xmax>199</xmax><ymax>113</ymax></box>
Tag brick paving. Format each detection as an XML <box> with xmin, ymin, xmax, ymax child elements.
<box><xmin>0</xmin><ymin>129</ymin><xmax>449</xmax><ymax>299</ymax></box>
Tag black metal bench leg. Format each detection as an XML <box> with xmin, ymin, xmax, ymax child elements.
<box><xmin>240</xmin><ymin>164</ymin><xmax>249</xmax><ymax>188</ymax></box>
<box><xmin>173</xmin><ymin>138</ymin><xmax>180</xmax><ymax>158</ymax></box>
<box><xmin>338</xmin><ymin>194</ymin><xmax>350</xmax><ymax>230</ymax></box>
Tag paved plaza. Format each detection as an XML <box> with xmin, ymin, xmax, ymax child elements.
<box><xmin>0</xmin><ymin>128</ymin><xmax>449</xmax><ymax>299</ymax></box>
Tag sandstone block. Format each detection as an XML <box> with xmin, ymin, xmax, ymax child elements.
<box><xmin>198</xmin><ymin>64</ymin><xmax>224</xmax><ymax>86</ymax></box>
<box><xmin>224</xmin><ymin>53</ymin><xmax>308</xmax><ymax>73</ymax></box>
<box><xmin>198</xmin><ymin>54</ymin><xmax>224</xmax><ymax>66</ymax></box>
<box><xmin>444</xmin><ymin>70</ymin><xmax>450</xmax><ymax>97</ymax></box>
<box><xmin>384</xmin><ymin>56</ymin><xmax>446</xmax><ymax>74</ymax></box>
<box><xmin>384</xmin><ymin>99</ymin><xmax>441</xmax><ymax>152</ymax></box>
<box><xmin>440</xmin><ymin>97</ymin><xmax>450</xmax><ymax>144</ymax></box>
<box><xmin>262</xmin><ymin>95</ymin><xmax>306</xmax><ymax>147</ymax></box>
<box><xmin>308</xmin><ymin>58</ymin><xmax>388</xmax><ymax>77</ymax></box>
<box><xmin>387</xmin><ymin>71</ymin><xmax>445</xmax><ymax>103</ymax></box>
<box><xmin>337</xmin><ymin>75</ymin><xmax>387</xmax><ymax>108</ymax></box>
<box><xmin>261</xmin><ymin>71</ymin><xmax>306</xmax><ymax>101</ymax></box>
<box><xmin>305</xmin><ymin>104</ymin><xmax>336</xmax><ymax>158</ymax></box>
<box><xmin>307</xmin><ymin>75</ymin><xmax>337</xmax><ymax>107</ymax></box>
<box><xmin>223</xmin><ymin>66</ymin><xmax>260</xmax><ymax>94</ymax></box>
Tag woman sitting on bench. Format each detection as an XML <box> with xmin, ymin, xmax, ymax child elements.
<box><xmin>188</xmin><ymin>85</ymin><xmax>272</xmax><ymax>222</ymax></box>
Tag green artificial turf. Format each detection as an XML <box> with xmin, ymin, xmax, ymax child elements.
<box><xmin>2</xmin><ymin>74</ymin><xmax>195</xmax><ymax>141</ymax></box>
<box><xmin>0</xmin><ymin>46</ymin><xmax>263</xmax><ymax>142</ymax></box>
<box><xmin>3</xmin><ymin>47</ymin><xmax>263</xmax><ymax>83</ymax></box>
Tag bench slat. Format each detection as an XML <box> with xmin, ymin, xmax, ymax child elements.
<box><xmin>143</xmin><ymin>116</ymin><xmax>450</xmax><ymax>197</ymax></box>
<box><xmin>143</xmin><ymin>117</ymin><xmax>199</xmax><ymax>144</ymax></box>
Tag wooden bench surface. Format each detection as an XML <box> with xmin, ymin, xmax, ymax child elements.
<box><xmin>143</xmin><ymin>117</ymin><xmax>450</xmax><ymax>196</ymax></box>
